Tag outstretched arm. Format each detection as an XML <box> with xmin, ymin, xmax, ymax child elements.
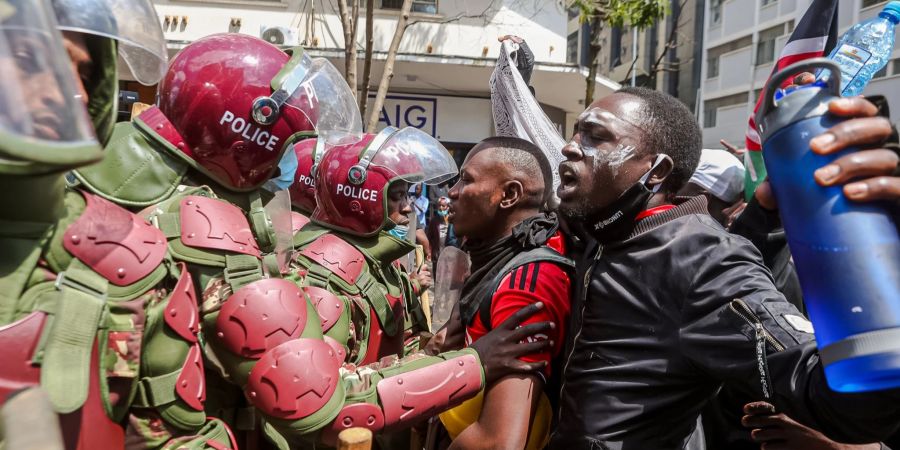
<box><xmin>203</xmin><ymin>278</ymin><xmax>551</xmax><ymax>448</ymax></box>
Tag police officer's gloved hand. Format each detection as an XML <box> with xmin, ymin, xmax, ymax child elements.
<box><xmin>741</xmin><ymin>402</ymin><xmax>885</xmax><ymax>450</ymax></box>
<box><xmin>469</xmin><ymin>302</ymin><xmax>554</xmax><ymax>385</ymax></box>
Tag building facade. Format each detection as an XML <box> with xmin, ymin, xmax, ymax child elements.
<box><xmin>565</xmin><ymin>0</ymin><xmax>706</xmax><ymax>113</ymax></box>
<box><xmin>699</xmin><ymin>0</ymin><xmax>900</xmax><ymax>148</ymax></box>
<box><xmin>136</xmin><ymin>0</ymin><xmax>620</xmax><ymax>153</ymax></box>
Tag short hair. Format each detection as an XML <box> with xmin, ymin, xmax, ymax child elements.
<box><xmin>616</xmin><ymin>86</ymin><xmax>702</xmax><ymax>193</ymax></box>
<box><xmin>471</xmin><ymin>136</ymin><xmax>552</xmax><ymax>208</ymax></box>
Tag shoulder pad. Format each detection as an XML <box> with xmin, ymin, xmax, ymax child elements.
<box><xmin>305</xmin><ymin>286</ymin><xmax>344</xmax><ymax>332</ymax></box>
<box><xmin>64</xmin><ymin>192</ymin><xmax>167</xmax><ymax>286</ymax></box>
<box><xmin>72</xmin><ymin>121</ymin><xmax>188</xmax><ymax>208</ymax></box>
<box><xmin>176</xmin><ymin>343</ymin><xmax>206</xmax><ymax>411</ymax></box>
<box><xmin>290</xmin><ymin>212</ymin><xmax>310</xmax><ymax>235</ymax></box>
<box><xmin>164</xmin><ymin>263</ymin><xmax>200</xmax><ymax>343</ymax></box>
<box><xmin>246</xmin><ymin>338</ymin><xmax>342</xmax><ymax>420</ymax></box>
<box><xmin>322</xmin><ymin>335</ymin><xmax>347</xmax><ymax>363</ymax></box>
<box><xmin>180</xmin><ymin>195</ymin><xmax>260</xmax><ymax>257</ymax></box>
<box><xmin>298</xmin><ymin>234</ymin><xmax>365</xmax><ymax>284</ymax></box>
<box><xmin>216</xmin><ymin>278</ymin><xmax>308</xmax><ymax>359</ymax></box>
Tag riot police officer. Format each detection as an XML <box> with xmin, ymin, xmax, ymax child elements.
<box><xmin>0</xmin><ymin>1</ymin><xmax>234</xmax><ymax>448</ymax></box>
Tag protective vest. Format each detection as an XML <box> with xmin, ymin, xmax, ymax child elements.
<box><xmin>290</xmin><ymin>225</ymin><xmax>428</xmax><ymax>365</ymax></box>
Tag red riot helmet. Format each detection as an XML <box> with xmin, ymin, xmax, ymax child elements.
<box><xmin>136</xmin><ymin>33</ymin><xmax>362</xmax><ymax>192</ymax></box>
<box><xmin>288</xmin><ymin>132</ymin><xmax>363</xmax><ymax>214</ymax></box>
<box><xmin>311</xmin><ymin>127</ymin><xmax>457</xmax><ymax>237</ymax></box>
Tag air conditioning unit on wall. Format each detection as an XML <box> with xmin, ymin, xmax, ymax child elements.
<box><xmin>260</xmin><ymin>26</ymin><xmax>298</xmax><ymax>46</ymax></box>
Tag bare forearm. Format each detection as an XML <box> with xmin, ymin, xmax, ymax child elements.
<box><xmin>450</xmin><ymin>375</ymin><xmax>542</xmax><ymax>450</ymax></box>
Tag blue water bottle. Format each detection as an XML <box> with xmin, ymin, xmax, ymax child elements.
<box><xmin>817</xmin><ymin>1</ymin><xmax>900</xmax><ymax>96</ymax></box>
<box><xmin>756</xmin><ymin>58</ymin><xmax>900</xmax><ymax>393</ymax></box>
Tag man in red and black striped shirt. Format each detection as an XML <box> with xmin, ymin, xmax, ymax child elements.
<box><xmin>441</xmin><ymin>136</ymin><xmax>572</xmax><ymax>450</ymax></box>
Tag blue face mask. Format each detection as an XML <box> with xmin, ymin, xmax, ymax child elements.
<box><xmin>387</xmin><ymin>224</ymin><xmax>409</xmax><ymax>240</ymax></box>
<box><xmin>437</xmin><ymin>209</ymin><xmax>449</xmax><ymax>217</ymax></box>
<box><xmin>268</xmin><ymin>146</ymin><xmax>299</xmax><ymax>190</ymax></box>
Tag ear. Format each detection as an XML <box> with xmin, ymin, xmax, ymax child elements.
<box><xmin>499</xmin><ymin>180</ymin><xmax>524</xmax><ymax>209</ymax></box>
<box><xmin>646</xmin><ymin>155</ymin><xmax>674</xmax><ymax>189</ymax></box>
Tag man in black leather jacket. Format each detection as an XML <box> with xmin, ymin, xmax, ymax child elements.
<box><xmin>548</xmin><ymin>86</ymin><xmax>900</xmax><ymax>450</ymax></box>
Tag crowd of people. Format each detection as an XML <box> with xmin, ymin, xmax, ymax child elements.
<box><xmin>0</xmin><ymin>0</ymin><xmax>899</xmax><ymax>450</ymax></box>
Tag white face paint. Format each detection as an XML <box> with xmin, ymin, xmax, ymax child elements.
<box><xmin>605</xmin><ymin>144</ymin><xmax>636</xmax><ymax>177</ymax></box>
<box><xmin>570</xmin><ymin>109</ymin><xmax>638</xmax><ymax>178</ymax></box>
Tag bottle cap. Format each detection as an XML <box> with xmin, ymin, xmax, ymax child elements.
<box><xmin>881</xmin><ymin>1</ymin><xmax>900</xmax><ymax>24</ymax></box>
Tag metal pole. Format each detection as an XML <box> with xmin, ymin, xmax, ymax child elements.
<box><xmin>631</xmin><ymin>27</ymin><xmax>638</xmax><ymax>87</ymax></box>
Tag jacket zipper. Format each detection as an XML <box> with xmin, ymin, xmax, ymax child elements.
<box><xmin>730</xmin><ymin>299</ymin><xmax>785</xmax><ymax>351</ymax></box>
<box><xmin>555</xmin><ymin>244</ymin><xmax>603</xmax><ymax>427</ymax></box>
<box><xmin>730</xmin><ymin>298</ymin><xmax>784</xmax><ymax>400</ymax></box>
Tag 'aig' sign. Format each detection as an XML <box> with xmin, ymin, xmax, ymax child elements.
<box><xmin>369</xmin><ymin>94</ymin><xmax>437</xmax><ymax>137</ymax></box>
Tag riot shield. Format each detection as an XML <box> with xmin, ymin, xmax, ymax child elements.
<box><xmin>431</xmin><ymin>246</ymin><xmax>470</xmax><ymax>332</ymax></box>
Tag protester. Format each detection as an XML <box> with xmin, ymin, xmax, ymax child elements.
<box><xmin>427</xmin><ymin>196</ymin><xmax>452</xmax><ymax>263</ymax></box>
<box><xmin>437</xmin><ymin>137</ymin><xmax>572</xmax><ymax>450</ymax></box>
<box><xmin>410</xmin><ymin>182</ymin><xmax>430</xmax><ymax>229</ymax></box>
<box><xmin>437</xmin><ymin>196</ymin><xmax>452</xmax><ymax>245</ymax></box>
<box><xmin>678</xmin><ymin>148</ymin><xmax>745</xmax><ymax>226</ymax></box>
<box><xmin>549</xmin><ymin>86</ymin><xmax>900</xmax><ymax>449</ymax></box>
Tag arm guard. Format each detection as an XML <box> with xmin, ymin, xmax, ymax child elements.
<box><xmin>321</xmin><ymin>349</ymin><xmax>483</xmax><ymax>445</ymax></box>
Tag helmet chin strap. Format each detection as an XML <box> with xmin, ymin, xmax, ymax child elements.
<box><xmin>347</xmin><ymin>126</ymin><xmax>399</xmax><ymax>185</ymax></box>
<box><xmin>251</xmin><ymin>49</ymin><xmax>312</xmax><ymax>126</ymax></box>
<box><xmin>309</xmin><ymin>136</ymin><xmax>327</xmax><ymax>178</ymax></box>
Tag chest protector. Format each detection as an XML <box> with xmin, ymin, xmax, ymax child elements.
<box><xmin>292</xmin><ymin>230</ymin><xmax>424</xmax><ymax>366</ymax></box>
<box><xmin>0</xmin><ymin>190</ymin><xmax>207</xmax><ymax>449</ymax></box>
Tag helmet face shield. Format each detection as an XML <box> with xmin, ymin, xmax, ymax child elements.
<box><xmin>367</xmin><ymin>127</ymin><xmax>457</xmax><ymax>186</ymax></box>
<box><xmin>0</xmin><ymin>0</ymin><xmax>100</xmax><ymax>172</ymax></box>
<box><xmin>310</xmin><ymin>127</ymin><xmax>457</xmax><ymax>237</ymax></box>
<box><xmin>51</xmin><ymin>0</ymin><xmax>168</xmax><ymax>85</ymax></box>
<box><xmin>275</xmin><ymin>53</ymin><xmax>363</xmax><ymax>140</ymax></box>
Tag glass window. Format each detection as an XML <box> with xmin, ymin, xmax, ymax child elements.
<box><xmin>756</xmin><ymin>24</ymin><xmax>784</xmax><ymax>66</ymax></box>
<box><xmin>704</xmin><ymin>107</ymin><xmax>717</xmax><ymax>128</ymax></box>
<box><xmin>707</xmin><ymin>36</ymin><xmax>752</xmax><ymax>78</ymax></box>
<box><xmin>567</xmin><ymin>31</ymin><xmax>579</xmax><ymax>64</ymax></box>
<box><xmin>761</xmin><ymin>0</ymin><xmax>777</xmax><ymax>6</ymax></box>
<box><xmin>381</xmin><ymin>0</ymin><xmax>437</xmax><ymax>14</ymax></box>
<box><xmin>707</xmin><ymin>55</ymin><xmax>719</xmax><ymax>78</ymax></box>
<box><xmin>874</xmin><ymin>65</ymin><xmax>888</xmax><ymax>79</ymax></box>
<box><xmin>862</xmin><ymin>0</ymin><xmax>887</xmax><ymax>8</ymax></box>
<box><xmin>892</xmin><ymin>58</ymin><xmax>900</xmax><ymax>75</ymax></box>
<box><xmin>704</xmin><ymin>93</ymin><xmax>747</xmax><ymax>128</ymax></box>
<box><xmin>610</xmin><ymin>26</ymin><xmax>622</xmax><ymax>69</ymax></box>
<box><xmin>710</xmin><ymin>0</ymin><xmax>722</xmax><ymax>25</ymax></box>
